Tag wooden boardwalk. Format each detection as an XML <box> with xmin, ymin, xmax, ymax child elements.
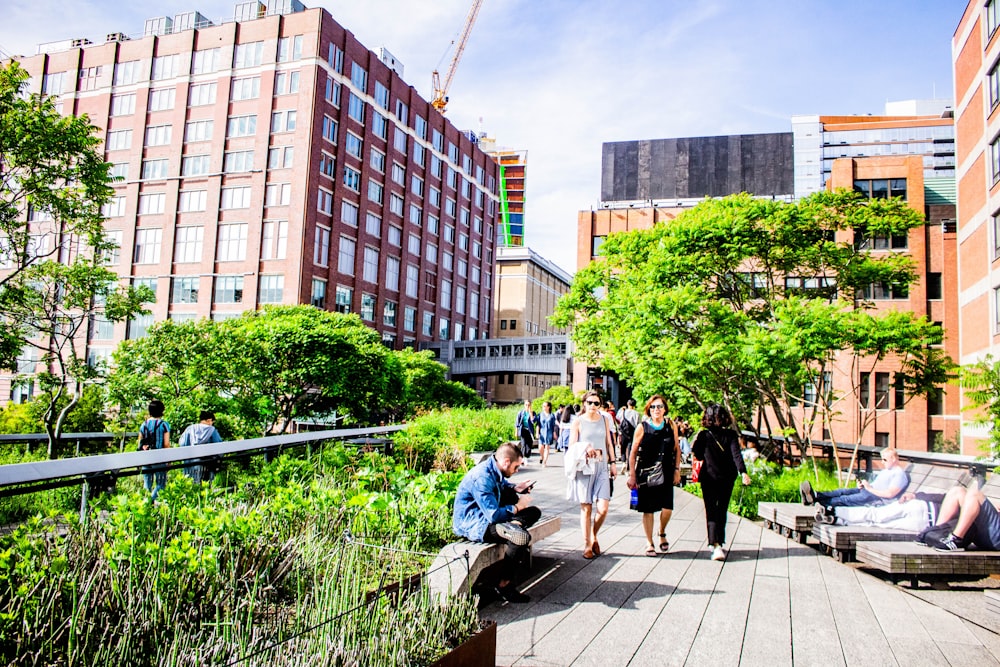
<box><xmin>485</xmin><ymin>454</ymin><xmax>1000</xmax><ymax>666</ymax></box>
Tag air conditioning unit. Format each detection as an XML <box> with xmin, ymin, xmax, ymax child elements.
<box><xmin>71</xmin><ymin>38</ymin><xmax>93</xmax><ymax>48</ymax></box>
<box><xmin>105</xmin><ymin>32</ymin><xmax>129</xmax><ymax>43</ymax></box>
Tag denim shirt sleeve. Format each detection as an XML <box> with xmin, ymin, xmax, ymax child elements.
<box><xmin>452</xmin><ymin>457</ymin><xmax>516</xmax><ymax>541</ymax></box>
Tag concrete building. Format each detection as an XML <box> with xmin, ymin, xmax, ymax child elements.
<box><xmin>8</xmin><ymin>0</ymin><xmax>501</xmax><ymax>399</ymax></box>
<box><xmin>953</xmin><ymin>0</ymin><xmax>1000</xmax><ymax>452</ymax></box>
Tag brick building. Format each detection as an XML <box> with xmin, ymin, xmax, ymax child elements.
<box><xmin>7</xmin><ymin>1</ymin><xmax>500</xmax><ymax>398</ymax></box>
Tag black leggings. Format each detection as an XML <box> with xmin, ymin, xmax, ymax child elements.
<box><xmin>700</xmin><ymin>476</ymin><xmax>735</xmax><ymax>546</ymax></box>
<box><xmin>484</xmin><ymin>506</ymin><xmax>541</xmax><ymax>582</ymax></box>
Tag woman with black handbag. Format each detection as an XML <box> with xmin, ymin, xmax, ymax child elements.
<box><xmin>691</xmin><ymin>404</ymin><xmax>751</xmax><ymax>561</ymax></box>
<box><xmin>626</xmin><ymin>395</ymin><xmax>681</xmax><ymax>557</ymax></box>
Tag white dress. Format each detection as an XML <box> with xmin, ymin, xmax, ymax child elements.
<box><xmin>565</xmin><ymin>415</ymin><xmax>611</xmax><ymax>504</ymax></box>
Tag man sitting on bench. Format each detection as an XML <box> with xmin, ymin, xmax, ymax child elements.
<box><xmin>452</xmin><ymin>443</ymin><xmax>541</xmax><ymax>603</ymax></box>
<box><xmin>816</xmin><ymin>490</ymin><xmax>943</xmax><ymax>530</ymax></box>
<box><xmin>921</xmin><ymin>483</ymin><xmax>1000</xmax><ymax>552</ymax></box>
<box><xmin>800</xmin><ymin>448</ymin><xmax>908</xmax><ymax>519</ymax></box>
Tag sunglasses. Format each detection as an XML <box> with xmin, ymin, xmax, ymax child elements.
<box><xmin>649</xmin><ymin>405</ymin><xmax>666</xmax><ymax>410</ymax></box>
<box><xmin>585</xmin><ymin>400</ymin><xmax>601</xmax><ymax>406</ymax></box>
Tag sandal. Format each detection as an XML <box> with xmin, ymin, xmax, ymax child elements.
<box><xmin>592</xmin><ymin>540</ymin><xmax>601</xmax><ymax>556</ymax></box>
<box><xmin>645</xmin><ymin>545</ymin><xmax>658</xmax><ymax>557</ymax></box>
<box><xmin>658</xmin><ymin>533</ymin><xmax>669</xmax><ymax>552</ymax></box>
<box><xmin>583</xmin><ymin>548</ymin><xmax>595</xmax><ymax>560</ymax></box>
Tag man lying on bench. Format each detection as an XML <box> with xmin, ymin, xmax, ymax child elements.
<box><xmin>916</xmin><ymin>483</ymin><xmax>1000</xmax><ymax>553</ymax></box>
<box><xmin>800</xmin><ymin>448</ymin><xmax>908</xmax><ymax>522</ymax></box>
<box><xmin>815</xmin><ymin>490</ymin><xmax>943</xmax><ymax>530</ymax></box>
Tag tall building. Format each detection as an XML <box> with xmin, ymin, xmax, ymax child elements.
<box><xmin>8</xmin><ymin>1</ymin><xmax>501</xmax><ymax>399</ymax></box>
<box><xmin>479</xmin><ymin>137</ymin><xmax>527</xmax><ymax>247</ymax></box>
<box><xmin>953</xmin><ymin>0</ymin><xmax>1000</xmax><ymax>452</ymax></box>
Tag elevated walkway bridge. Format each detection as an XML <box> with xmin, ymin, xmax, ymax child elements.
<box><xmin>420</xmin><ymin>334</ymin><xmax>572</xmax><ymax>383</ymax></box>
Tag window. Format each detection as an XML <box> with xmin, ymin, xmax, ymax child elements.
<box><xmin>383</xmin><ymin>300</ymin><xmax>397</xmax><ymax>327</ymax></box>
<box><xmin>319</xmin><ymin>151</ymin><xmax>335</xmax><ymax>178</ymax></box>
<box><xmin>110</xmin><ymin>93</ymin><xmax>135</xmax><ymax>116</ymax></box>
<box><xmin>394</xmin><ymin>127</ymin><xmax>407</xmax><ymax>154</ymax></box>
<box><xmin>409</xmin><ymin>205</ymin><xmax>422</xmax><ymax>226</ymax></box>
<box><xmin>361</xmin><ymin>293</ymin><xmax>376</xmax><ymax>321</ymax></box>
<box><xmin>995</xmin><ymin>286</ymin><xmax>1000</xmax><ymax>332</ymax></box>
<box><xmin>312</xmin><ymin>279</ymin><xmax>328</xmax><ymax>309</ymax></box>
<box><xmin>994</xmin><ymin>211</ymin><xmax>1000</xmax><ymax>260</ymax></box>
<box><xmin>429</xmin><ymin>187</ymin><xmax>441</xmax><ymax>208</ymax></box>
<box><xmin>223</xmin><ymin>150</ymin><xmax>254</xmax><ymax>173</ymax></box>
<box><xmin>185</xmin><ymin>119</ymin><xmax>213</xmax><ymax>143</ymax></box>
<box><xmin>894</xmin><ymin>373</ymin><xmax>905</xmax><ymax>410</ymax></box>
<box><xmin>325</xmin><ymin>76</ymin><xmax>340</xmax><ymax>105</ymax></box>
<box><xmin>189</xmin><ymin>82</ymin><xmax>217</xmax><ymax>106</ymax></box>
<box><xmin>389</xmin><ymin>193</ymin><xmax>404</xmax><ymax>216</ymax></box>
<box><xmin>148</xmin><ymin>88</ymin><xmax>175</xmax><ymax>111</ymax></box>
<box><xmin>337</xmin><ymin>235</ymin><xmax>355</xmax><ymax>274</ymax></box>
<box><xmin>442</xmin><ymin>251</ymin><xmax>453</xmax><ymax>272</ymax></box>
<box><xmin>351</xmin><ymin>63</ymin><xmax>367</xmax><ymax>92</ymax></box>
<box><xmin>343</xmin><ymin>167</ymin><xmax>361</xmax><ymax>192</ymax></box>
<box><xmin>444</xmin><ymin>224</ymin><xmax>455</xmax><ymax>244</ymax></box>
<box><xmin>328</xmin><ymin>44</ymin><xmax>344</xmax><ymax>72</ymax></box>
<box><xmin>857</xmin><ymin>282</ymin><xmax>908</xmax><ymax>300</ymax></box>
<box><xmin>432</xmin><ymin>129</ymin><xmax>444</xmax><ymax>152</ymax></box>
<box><xmin>315</xmin><ymin>226</ymin><xmax>332</xmax><ymax>267</ymax></box>
<box><xmin>230</xmin><ymin>77</ymin><xmax>260</xmax><ymax>101</ymax></box>
<box><xmin>100</xmin><ymin>230</ymin><xmax>122</xmax><ymax>265</ymax></box>
<box><xmin>927</xmin><ymin>272</ymin><xmax>942</xmax><ymax>300</ymax></box>
<box><xmin>448</xmin><ymin>142</ymin><xmax>459</xmax><ymax>162</ymax></box>
<box><xmin>991</xmin><ymin>61</ymin><xmax>1000</xmax><ymax>112</ymax></box>
<box><xmin>445</xmin><ymin>198</ymin><xmax>457</xmax><ymax>217</ymax></box>
<box><xmin>368</xmin><ymin>180</ymin><xmax>384</xmax><ymax>205</ymax></box>
<box><xmin>145</xmin><ymin>125</ymin><xmax>171</xmax><ymax>147</ymax></box>
<box><xmin>341</xmin><ymin>200</ymin><xmax>359</xmax><ymax>226</ymax></box>
<box><xmin>859</xmin><ymin>372</ymin><xmax>871</xmax><ymax>408</ymax></box>
<box><xmin>277</xmin><ymin>35</ymin><xmax>303</xmax><ymax>62</ymax></box>
<box><xmin>405</xmin><ymin>264</ymin><xmax>419</xmax><ymax>298</ymax></box>
<box><xmin>174</xmin><ymin>226</ymin><xmax>203</xmax><ymax>262</ymax></box>
<box><xmin>928</xmin><ymin>387</ymin><xmax>944</xmax><ymax>416</ymax></box>
<box><xmin>42</xmin><ymin>71</ymin><xmax>65</xmax><ymax>95</ymax></box>
<box><xmin>322</xmin><ymin>115</ymin><xmax>338</xmax><ymax>143</ymax></box>
<box><xmin>457</xmin><ymin>258</ymin><xmax>467</xmax><ymax>277</ymax></box>
<box><xmin>459</xmin><ymin>233</ymin><xmax>469</xmax><ymax>251</ymax></box>
<box><xmin>258</xmin><ymin>275</ymin><xmax>284</xmax><ymax>303</ymax></box>
<box><xmin>91</xmin><ymin>315</ymin><xmax>115</xmax><ymax>341</ymax></box>
<box><xmin>386</xmin><ymin>256</ymin><xmax>400</xmax><ymax>291</ymax></box>
<box><xmin>992</xmin><ymin>135</ymin><xmax>1000</xmax><ymax>184</ymax></box>
<box><xmin>441</xmin><ymin>279</ymin><xmax>451</xmax><ymax>309</ymax></box>
<box><xmin>269</xmin><ymin>146</ymin><xmax>294</xmax><ymax>169</ymax></box>
<box><xmin>395</xmin><ymin>99</ymin><xmax>409</xmax><ymax>125</ymax></box>
<box><xmin>114</xmin><ymin>60</ymin><xmax>142</xmax><ymax>86</ymax></box>
<box><xmin>989</xmin><ymin>0</ymin><xmax>1000</xmax><ymax>38</ymax></box>
<box><xmin>79</xmin><ymin>66</ymin><xmax>102</xmax><ymax>92</ymax></box>
<box><xmin>234</xmin><ymin>41</ymin><xmax>264</xmax><ymax>68</ymax></box>
<box><xmin>411</xmin><ymin>175</ymin><xmax>424</xmax><ymax>197</ymax></box>
<box><xmin>874</xmin><ymin>372</ymin><xmax>890</xmax><ymax>410</ymax></box>
<box><xmin>228</xmin><ymin>114</ymin><xmax>257</xmax><ymax>137</ymax></box>
<box><xmin>171</xmin><ymin>277</ymin><xmax>199</xmax><ymax>304</ymax></box>
<box><xmin>424</xmin><ymin>271</ymin><xmax>437</xmax><ymax>302</ymax></box>
<box><xmin>408</xmin><ymin>233</ymin><xmax>421</xmax><ymax>256</ymax></box>
<box><xmin>391</xmin><ymin>162</ymin><xmax>406</xmax><ymax>186</ymax></box>
<box><xmin>471</xmin><ymin>265</ymin><xmax>480</xmax><ymax>284</ymax></box>
<box><xmin>438</xmin><ymin>317</ymin><xmax>449</xmax><ymax>341</ymax></box>
<box><xmin>348</xmin><ymin>93</ymin><xmax>365</xmax><ymax>123</ymax></box>
<box><xmin>271</xmin><ymin>110</ymin><xmax>296</xmax><ymax>133</ymax></box>
<box><xmin>428</xmin><ymin>215</ymin><xmax>440</xmax><ymax>235</ymax></box>
<box><xmin>426</xmin><ymin>243</ymin><xmax>438</xmax><ymax>264</ymax></box>
<box><xmin>346</xmin><ymin>132</ymin><xmax>363</xmax><ymax>158</ymax></box>
<box><xmin>388</xmin><ymin>225</ymin><xmax>402</xmax><ymax>247</ymax></box>
<box><xmin>371</xmin><ymin>149</ymin><xmax>386</xmax><ymax>173</ymax></box>
<box><xmin>141</xmin><ymin>159</ymin><xmax>169</xmax><ymax>180</ymax></box>
<box><xmin>221</xmin><ymin>186</ymin><xmax>252</xmax><ymax>209</ymax></box>
<box><xmin>182</xmin><ymin>155</ymin><xmax>210</xmax><ymax>176</ymax></box>
<box><xmin>422</xmin><ymin>311</ymin><xmax>434</xmax><ymax>336</ymax></box>
<box><xmin>404</xmin><ymin>306</ymin><xmax>416</xmax><ymax>332</ymax></box>
<box><xmin>110</xmin><ymin>163</ymin><xmax>129</xmax><ymax>180</ymax></box>
<box><xmin>128</xmin><ymin>313</ymin><xmax>154</xmax><ymax>340</ymax></box>
<box><xmin>138</xmin><ymin>193</ymin><xmax>166</xmax><ymax>215</ymax></box>
<box><xmin>335</xmin><ymin>285</ymin><xmax>352</xmax><ymax>313</ymax></box>
<box><xmin>217</xmin><ymin>223</ymin><xmax>248</xmax><ymax>261</ymax></box>
<box><xmin>447</xmin><ymin>168</ymin><xmax>458</xmax><ymax>190</ymax></box>
<box><xmin>470</xmin><ymin>292</ymin><xmax>479</xmax><ymax>320</ymax></box>
<box><xmin>317</xmin><ymin>189</ymin><xmax>333</xmax><ymax>215</ymax></box>
<box><xmin>214</xmin><ymin>276</ymin><xmax>244</xmax><ymax>303</ymax></box>
<box><xmin>372</xmin><ymin>112</ymin><xmax>388</xmax><ymax>139</ymax></box>
<box><xmin>363</xmin><ymin>246</ymin><xmax>379</xmax><ymax>283</ymax></box>
<box><xmin>366</xmin><ymin>212</ymin><xmax>382</xmax><ymax>237</ymax></box>
<box><xmin>375</xmin><ymin>81</ymin><xmax>389</xmax><ymax>109</ymax></box>
<box><xmin>191</xmin><ymin>48</ymin><xmax>219</xmax><ymax>74</ymax></box>
<box><xmin>134</xmin><ymin>228</ymin><xmax>162</xmax><ymax>264</ymax></box>
<box><xmin>261</xmin><ymin>220</ymin><xmax>287</xmax><ymax>260</ymax></box>
<box><xmin>266</xmin><ymin>183</ymin><xmax>291</xmax><ymax>207</ymax></box>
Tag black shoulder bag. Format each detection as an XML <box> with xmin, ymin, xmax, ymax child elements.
<box><xmin>637</xmin><ymin>423</ymin><xmax>667</xmax><ymax>488</ymax></box>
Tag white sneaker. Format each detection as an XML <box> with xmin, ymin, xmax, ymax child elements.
<box><xmin>711</xmin><ymin>546</ymin><xmax>726</xmax><ymax>561</ymax></box>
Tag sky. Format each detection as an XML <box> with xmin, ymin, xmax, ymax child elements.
<box><xmin>0</xmin><ymin>0</ymin><xmax>966</xmax><ymax>274</ymax></box>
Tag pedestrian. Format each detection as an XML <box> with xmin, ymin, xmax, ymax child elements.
<box><xmin>557</xmin><ymin>404</ymin><xmax>574</xmax><ymax>452</ymax></box>
<box><xmin>537</xmin><ymin>401</ymin><xmax>557</xmax><ymax>467</ymax></box>
<box><xmin>691</xmin><ymin>403</ymin><xmax>750</xmax><ymax>561</ymax></box>
<box><xmin>452</xmin><ymin>443</ymin><xmax>540</xmax><ymax>602</ymax></box>
<box><xmin>627</xmin><ymin>395</ymin><xmax>681</xmax><ymax>556</ymax></box>
<box><xmin>565</xmin><ymin>390</ymin><xmax>617</xmax><ymax>559</ymax></box>
<box><xmin>138</xmin><ymin>399</ymin><xmax>171</xmax><ymax>501</ymax></box>
<box><xmin>178</xmin><ymin>410</ymin><xmax>223</xmax><ymax>484</ymax></box>
<box><xmin>514</xmin><ymin>399</ymin><xmax>538</xmax><ymax>460</ymax></box>
<box><xmin>617</xmin><ymin>399</ymin><xmax>640</xmax><ymax>466</ymax></box>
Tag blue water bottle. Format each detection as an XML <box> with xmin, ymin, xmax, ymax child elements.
<box><xmin>629</xmin><ymin>487</ymin><xmax>639</xmax><ymax>510</ymax></box>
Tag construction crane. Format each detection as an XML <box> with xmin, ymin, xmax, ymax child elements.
<box><xmin>431</xmin><ymin>0</ymin><xmax>484</xmax><ymax>114</ymax></box>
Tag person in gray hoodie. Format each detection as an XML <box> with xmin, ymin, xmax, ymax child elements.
<box><xmin>179</xmin><ymin>410</ymin><xmax>223</xmax><ymax>483</ymax></box>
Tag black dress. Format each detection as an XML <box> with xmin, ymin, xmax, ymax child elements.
<box><xmin>632</xmin><ymin>420</ymin><xmax>675</xmax><ymax>513</ymax></box>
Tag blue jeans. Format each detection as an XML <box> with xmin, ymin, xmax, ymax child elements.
<box><xmin>143</xmin><ymin>470</ymin><xmax>167</xmax><ymax>500</ymax></box>
<box><xmin>817</xmin><ymin>487</ymin><xmax>881</xmax><ymax>508</ymax></box>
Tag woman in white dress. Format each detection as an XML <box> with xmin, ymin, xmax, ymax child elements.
<box><xmin>566</xmin><ymin>390</ymin><xmax>617</xmax><ymax>559</ymax></box>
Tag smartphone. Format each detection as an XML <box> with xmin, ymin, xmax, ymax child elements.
<box><xmin>524</xmin><ymin>480</ymin><xmax>536</xmax><ymax>491</ymax></box>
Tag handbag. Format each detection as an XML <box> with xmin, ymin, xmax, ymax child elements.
<box><xmin>638</xmin><ymin>460</ymin><xmax>665</xmax><ymax>488</ymax></box>
<box><xmin>691</xmin><ymin>459</ymin><xmax>703</xmax><ymax>483</ymax></box>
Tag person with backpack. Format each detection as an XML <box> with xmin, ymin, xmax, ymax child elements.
<box><xmin>178</xmin><ymin>410</ymin><xmax>223</xmax><ymax>484</ymax></box>
<box><xmin>138</xmin><ymin>399</ymin><xmax>171</xmax><ymax>501</ymax></box>
<box><xmin>617</xmin><ymin>399</ymin><xmax>640</xmax><ymax>467</ymax></box>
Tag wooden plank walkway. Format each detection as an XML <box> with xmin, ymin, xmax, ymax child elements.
<box><xmin>485</xmin><ymin>454</ymin><xmax>1000</xmax><ymax>666</ymax></box>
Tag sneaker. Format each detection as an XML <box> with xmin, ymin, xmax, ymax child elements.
<box><xmin>495</xmin><ymin>521</ymin><xmax>531</xmax><ymax>547</ymax></box>
<box><xmin>711</xmin><ymin>546</ymin><xmax>726</xmax><ymax>561</ymax></box>
<box><xmin>800</xmin><ymin>480</ymin><xmax>815</xmax><ymax>506</ymax></box>
<box><xmin>494</xmin><ymin>585</ymin><xmax>530</xmax><ymax>603</ymax></box>
<box><xmin>815</xmin><ymin>507</ymin><xmax>835</xmax><ymax>524</ymax></box>
<box><xmin>932</xmin><ymin>533</ymin><xmax>965</xmax><ymax>552</ymax></box>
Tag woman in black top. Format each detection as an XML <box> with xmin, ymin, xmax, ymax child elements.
<box><xmin>691</xmin><ymin>403</ymin><xmax>751</xmax><ymax>561</ymax></box>
<box><xmin>627</xmin><ymin>395</ymin><xmax>682</xmax><ymax>556</ymax></box>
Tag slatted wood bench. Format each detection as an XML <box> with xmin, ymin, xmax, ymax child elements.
<box><xmin>812</xmin><ymin>465</ymin><xmax>973</xmax><ymax>562</ymax></box>
<box><xmin>427</xmin><ymin>514</ymin><xmax>561</xmax><ymax>600</ymax></box>
<box><xmin>856</xmin><ymin>475</ymin><xmax>1000</xmax><ymax>587</ymax></box>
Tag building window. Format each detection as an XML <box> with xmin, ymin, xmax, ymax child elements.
<box><xmin>145</xmin><ymin>125</ymin><xmax>171</xmax><ymax>147</ymax></box>
<box><xmin>258</xmin><ymin>275</ymin><xmax>284</xmax><ymax>303</ymax></box>
<box><xmin>189</xmin><ymin>82</ymin><xmax>217</xmax><ymax>106</ymax></box>
<box><xmin>456</xmin><ymin>286</ymin><xmax>466</xmax><ymax>315</ymax></box>
<box><xmin>928</xmin><ymin>387</ymin><xmax>944</xmax><ymax>416</ymax></box>
<box><xmin>328</xmin><ymin>44</ymin><xmax>344</xmax><ymax>72</ymax></box>
<box><xmin>373</xmin><ymin>112</ymin><xmax>388</xmax><ymax>140</ymax></box>
<box><xmin>261</xmin><ymin>220</ymin><xmax>287</xmax><ymax>260</ymax></box>
<box><xmin>383</xmin><ymin>300</ymin><xmax>397</xmax><ymax>327</ymax></box>
<box><xmin>277</xmin><ymin>35</ymin><xmax>303</xmax><ymax>62</ymax></box>
<box><xmin>227</xmin><ymin>114</ymin><xmax>257</xmax><ymax>139</ymax></box>
<box><xmin>174</xmin><ymin>226</ymin><xmax>203</xmax><ymax>263</ymax></box>
<box><xmin>322</xmin><ymin>115</ymin><xmax>338</xmax><ymax>143</ymax></box>
<box><xmin>422</xmin><ymin>311</ymin><xmax>434</xmax><ymax>337</ymax></box>
<box><xmin>361</xmin><ymin>293</ymin><xmax>376</xmax><ymax>321</ymax></box>
<box><xmin>389</xmin><ymin>193</ymin><xmax>404</xmax><ymax>216</ymax></box>
<box><xmin>874</xmin><ymin>432</ymin><xmax>890</xmax><ymax>448</ymax></box>
<box><xmin>408</xmin><ymin>233</ymin><xmax>420</xmax><ymax>256</ymax></box>
<box><xmin>926</xmin><ymin>272</ymin><xmax>942</xmax><ymax>300</ymax></box>
<box><xmin>409</xmin><ymin>205</ymin><xmax>422</xmax><ymax>226</ymax></box>
<box><xmin>192</xmin><ymin>48</ymin><xmax>220</xmax><ymax>74</ymax></box>
<box><xmin>141</xmin><ymin>159</ymin><xmax>169</xmax><ymax>180</ymax></box>
<box><xmin>994</xmin><ymin>211</ymin><xmax>1000</xmax><ymax>261</ymax></box>
<box><xmin>214</xmin><ymin>276</ymin><xmax>244</xmax><ymax>304</ymax></box>
<box><xmin>263</xmin><ymin>183</ymin><xmax>289</xmax><ymax>207</ymax></box>
<box><xmin>441</xmin><ymin>278</ymin><xmax>451</xmax><ymax>309</ymax></box>
<box><xmin>334</xmin><ymin>285</ymin><xmax>351</xmax><ymax>313</ymax></box>
<box><xmin>386</xmin><ymin>256</ymin><xmax>400</xmax><ymax>291</ymax></box>
<box><xmin>394</xmin><ymin>128</ymin><xmax>407</xmax><ymax>154</ymax></box>
<box><xmin>110</xmin><ymin>93</ymin><xmax>135</xmax><ymax>116</ymax></box>
<box><xmin>171</xmin><ymin>277</ymin><xmax>199</xmax><ymax>304</ymax></box>
<box><xmin>337</xmin><ymin>235</ymin><xmax>355</xmax><ymax>274</ymax></box>
<box><xmin>374</xmin><ymin>81</ymin><xmax>389</xmax><ymax>109</ymax></box>
<box><xmin>406</xmin><ymin>264</ymin><xmax>419</xmax><ymax>298</ymax></box>
<box><xmin>217</xmin><ymin>224</ymin><xmax>248</xmax><ymax>262</ymax></box>
<box><xmin>325</xmin><ymin>76</ymin><xmax>340</xmax><ymax>105</ymax></box>
<box><xmin>425</xmin><ymin>243</ymin><xmax>438</xmax><ymax>264</ymax></box>
<box><xmin>363</xmin><ymin>246</ymin><xmax>379</xmax><ymax>283</ymax></box>
<box><xmin>991</xmin><ymin>135</ymin><xmax>1000</xmax><ymax>185</ymax></box>
<box><xmin>344</xmin><ymin>167</ymin><xmax>361</xmax><ymax>192</ymax></box>
<box><xmin>989</xmin><ymin>0</ymin><xmax>1000</xmax><ymax>39</ymax></box>
<box><xmin>100</xmin><ymin>230</ymin><xmax>122</xmax><ymax>266</ymax></box>
<box><xmin>404</xmin><ymin>306</ymin><xmax>416</xmax><ymax>332</ymax></box>
<box><xmin>221</xmin><ymin>186</ymin><xmax>252</xmax><ymax>209</ymax></box>
<box><xmin>348</xmin><ymin>93</ymin><xmax>365</xmax><ymax>124</ymax></box>
<box><xmin>148</xmin><ymin>88</ymin><xmax>175</xmax><ymax>112</ymax></box>
<box><xmin>138</xmin><ymin>193</ymin><xmax>165</xmax><ymax>216</ymax></box>
<box><xmin>371</xmin><ymin>149</ymin><xmax>386</xmax><ymax>174</ymax></box>
<box><xmin>268</xmin><ymin>146</ymin><xmax>294</xmax><ymax>170</ymax></box>
<box><xmin>351</xmin><ymin>62</ymin><xmax>368</xmax><ymax>92</ymax></box>
<box><xmin>271</xmin><ymin>110</ymin><xmax>296</xmax><ymax>133</ymax></box>
<box><xmin>114</xmin><ymin>60</ymin><xmax>142</xmax><ymax>86</ymax></box>
<box><xmin>470</xmin><ymin>292</ymin><xmax>479</xmax><ymax>320</ymax></box>
<box><xmin>230</xmin><ymin>76</ymin><xmax>261</xmax><ymax>101</ymax></box>
<box><xmin>389</xmin><ymin>225</ymin><xmax>402</xmax><ymax>247</ymax></box>
<box><xmin>185</xmin><ymin>119</ymin><xmax>213</xmax><ymax>143</ymax></box>
<box><xmin>368</xmin><ymin>180</ymin><xmax>384</xmax><ymax>205</ymax></box>
<box><xmin>110</xmin><ymin>162</ymin><xmax>129</xmax><ymax>180</ymax></box>
<box><xmin>223</xmin><ymin>150</ymin><xmax>254</xmax><ymax>173</ymax></box>
<box><xmin>315</xmin><ymin>226</ymin><xmax>332</xmax><ymax>267</ymax></box>
<box><xmin>874</xmin><ymin>372</ymin><xmax>890</xmax><ymax>410</ymax></box>
<box><xmin>317</xmin><ymin>188</ymin><xmax>333</xmax><ymax>215</ymax></box>
<box><xmin>182</xmin><ymin>155</ymin><xmax>211</xmax><ymax>176</ymax></box>
<box><xmin>366</xmin><ymin>212</ymin><xmax>382</xmax><ymax>238</ymax></box>
<box><xmin>312</xmin><ymin>279</ymin><xmax>328</xmax><ymax>309</ymax></box>
<box><xmin>424</xmin><ymin>271</ymin><xmax>437</xmax><ymax>302</ymax></box>
<box><xmin>345</xmin><ymin>132</ymin><xmax>363</xmax><ymax>158</ymax></box>
<box><xmin>894</xmin><ymin>373</ymin><xmax>905</xmax><ymax>410</ymax></box>
<box><xmin>128</xmin><ymin>314</ymin><xmax>154</xmax><ymax>340</ymax></box>
<box><xmin>233</xmin><ymin>41</ymin><xmax>264</xmax><ymax>68</ymax></box>
<box><xmin>319</xmin><ymin>151</ymin><xmax>335</xmax><ymax>178</ymax></box>
<box><xmin>859</xmin><ymin>372</ymin><xmax>870</xmax><ymax>408</ymax></box>
<box><xmin>438</xmin><ymin>317</ymin><xmax>449</xmax><ymax>341</ymax></box>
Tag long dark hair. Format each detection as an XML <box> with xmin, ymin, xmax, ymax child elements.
<box><xmin>701</xmin><ymin>403</ymin><xmax>733</xmax><ymax>429</ymax></box>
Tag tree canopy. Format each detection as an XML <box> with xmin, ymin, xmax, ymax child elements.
<box><xmin>552</xmin><ymin>191</ymin><xmax>953</xmax><ymax>454</ymax></box>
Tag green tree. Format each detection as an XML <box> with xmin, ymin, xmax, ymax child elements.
<box><xmin>553</xmin><ymin>191</ymin><xmax>953</xmax><ymax>468</ymax></box>
<box><xmin>535</xmin><ymin>385</ymin><xmax>577</xmax><ymax>411</ymax></box>
<box><xmin>960</xmin><ymin>355</ymin><xmax>1000</xmax><ymax>458</ymax></box>
<box><xmin>392</xmin><ymin>348</ymin><xmax>484</xmax><ymax>418</ymax></box>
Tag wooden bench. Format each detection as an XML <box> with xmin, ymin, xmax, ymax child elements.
<box><xmin>856</xmin><ymin>475</ymin><xmax>1000</xmax><ymax>587</ymax></box>
<box><xmin>812</xmin><ymin>464</ymin><xmax>974</xmax><ymax>562</ymax></box>
<box><xmin>427</xmin><ymin>515</ymin><xmax>561</xmax><ymax>600</ymax></box>
<box><xmin>758</xmin><ymin>501</ymin><xmax>816</xmax><ymax>544</ymax></box>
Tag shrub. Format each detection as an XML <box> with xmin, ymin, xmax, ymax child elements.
<box><xmin>393</xmin><ymin>406</ymin><xmax>517</xmax><ymax>473</ymax></box>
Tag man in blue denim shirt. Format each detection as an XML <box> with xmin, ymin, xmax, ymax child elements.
<box><xmin>453</xmin><ymin>443</ymin><xmax>541</xmax><ymax>603</ymax></box>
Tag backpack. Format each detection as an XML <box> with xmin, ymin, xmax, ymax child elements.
<box><xmin>619</xmin><ymin>411</ymin><xmax>637</xmax><ymax>446</ymax></box>
<box><xmin>139</xmin><ymin>419</ymin><xmax>162</xmax><ymax>451</ymax></box>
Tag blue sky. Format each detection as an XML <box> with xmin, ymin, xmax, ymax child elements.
<box><xmin>1</xmin><ymin>0</ymin><xmax>965</xmax><ymax>273</ymax></box>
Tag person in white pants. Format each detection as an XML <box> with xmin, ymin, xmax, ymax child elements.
<box><xmin>826</xmin><ymin>491</ymin><xmax>943</xmax><ymax>531</ymax></box>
